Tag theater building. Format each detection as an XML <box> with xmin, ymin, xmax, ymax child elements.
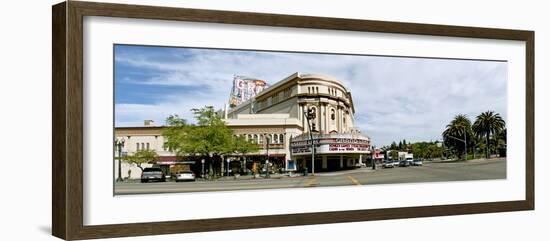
<box><xmin>222</xmin><ymin>72</ymin><xmax>371</xmax><ymax>173</ymax></box>
<box><xmin>114</xmin><ymin>72</ymin><xmax>371</xmax><ymax>178</ymax></box>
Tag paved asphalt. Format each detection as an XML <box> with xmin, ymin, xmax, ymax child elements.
<box><xmin>115</xmin><ymin>158</ymin><xmax>506</xmax><ymax>195</ymax></box>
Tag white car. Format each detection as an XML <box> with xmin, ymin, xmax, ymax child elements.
<box><xmin>412</xmin><ymin>159</ymin><xmax>423</xmax><ymax>166</ymax></box>
<box><xmin>174</xmin><ymin>171</ymin><xmax>196</xmax><ymax>182</ymax></box>
<box><xmin>392</xmin><ymin>160</ymin><xmax>400</xmax><ymax>167</ymax></box>
<box><xmin>383</xmin><ymin>161</ymin><xmax>394</xmax><ymax>168</ymax></box>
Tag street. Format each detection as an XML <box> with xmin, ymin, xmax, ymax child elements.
<box><xmin>115</xmin><ymin>158</ymin><xmax>506</xmax><ymax>195</ymax></box>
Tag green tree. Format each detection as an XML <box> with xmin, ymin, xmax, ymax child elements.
<box><xmin>472</xmin><ymin>111</ymin><xmax>506</xmax><ymax>159</ymax></box>
<box><xmin>231</xmin><ymin>135</ymin><xmax>259</xmax><ymax>173</ymax></box>
<box><xmin>390</xmin><ymin>141</ymin><xmax>397</xmax><ymax>150</ymax></box>
<box><xmin>390</xmin><ymin>151</ymin><xmax>398</xmax><ymax>160</ymax></box>
<box><xmin>162</xmin><ymin>115</ymin><xmax>190</xmax><ymax>157</ymax></box>
<box><xmin>122</xmin><ymin>149</ymin><xmax>159</xmax><ymax>170</ymax></box>
<box><xmin>232</xmin><ymin>135</ymin><xmax>259</xmax><ymax>158</ymax></box>
<box><xmin>428</xmin><ymin>144</ymin><xmax>442</xmax><ymax>160</ymax></box>
<box><xmin>162</xmin><ymin>106</ymin><xmax>245</xmax><ymax>177</ymax></box>
<box><xmin>442</xmin><ymin>114</ymin><xmax>473</xmax><ymax>160</ymax></box>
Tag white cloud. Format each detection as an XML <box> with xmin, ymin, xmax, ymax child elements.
<box><xmin>115</xmin><ymin>47</ymin><xmax>507</xmax><ymax>146</ymax></box>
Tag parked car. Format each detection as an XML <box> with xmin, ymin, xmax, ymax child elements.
<box><xmin>412</xmin><ymin>159</ymin><xmax>423</xmax><ymax>166</ymax></box>
<box><xmin>174</xmin><ymin>171</ymin><xmax>196</xmax><ymax>182</ymax></box>
<box><xmin>392</xmin><ymin>160</ymin><xmax>400</xmax><ymax>167</ymax></box>
<box><xmin>398</xmin><ymin>160</ymin><xmax>410</xmax><ymax>167</ymax></box>
<box><xmin>141</xmin><ymin>167</ymin><xmax>166</xmax><ymax>183</ymax></box>
<box><xmin>383</xmin><ymin>160</ymin><xmax>394</xmax><ymax>168</ymax></box>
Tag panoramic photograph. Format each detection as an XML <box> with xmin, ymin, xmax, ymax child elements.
<box><xmin>113</xmin><ymin>44</ymin><xmax>507</xmax><ymax>195</ymax></box>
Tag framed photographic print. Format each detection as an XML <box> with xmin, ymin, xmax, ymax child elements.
<box><xmin>52</xmin><ymin>1</ymin><xmax>534</xmax><ymax>240</ymax></box>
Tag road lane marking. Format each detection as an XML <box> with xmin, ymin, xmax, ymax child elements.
<box><xmin>347</xmin><ymin>175</ymin><xmax>361</xmax><ymax>185</ymax></box>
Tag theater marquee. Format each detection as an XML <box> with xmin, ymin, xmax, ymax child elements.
<box><xmin>290</xmin><ymin>137</ymin><xmax>371</xmax><ymax>155</ymax></box>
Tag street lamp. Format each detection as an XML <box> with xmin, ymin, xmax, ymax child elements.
<box><xmin>201</xmin><ymin>159</ymin><xmax>205</xmax><ymax>179</ymax></box>
<box><xmin>264</xmin><ymin>134</ymin><xmax>271</xmax><ymax>178</ymax></box>
<box><xmin>227</xmin><ymin>158</ymin><xmax>231</xmax><ymax>177</ymax></box>
<box><xmin>303</xmin><ymin>107</ymin><xmax>316</xmax><ymax>176</ymax></box>
<box><xmin>372</xmin><ymin>145</ymin><xmax>376</xmax><ymax>170</ymax></box>
<box><xmin>114</xmin><ymin>137</ymin><xmax>125</xmax><ymax>182</ymax></box>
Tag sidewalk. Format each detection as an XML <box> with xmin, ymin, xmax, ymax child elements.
<box><xmin>216</xmin><ymin>172</ymin><xmax>305</xmax><ymax>182</ymax></box>
<box><xmin>121</xmin><ymin>167</ymin><xmax>379</xmax><ymax>183</ymax></box>
<box><xmin>209</xmin><ymin>167</ymin><xmax>377</xmax><ymax>181</ymax></box>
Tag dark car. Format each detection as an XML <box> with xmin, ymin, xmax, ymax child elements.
<box><xmin>141</xmin><ymin>167</ymin><xmax>166</xmax><ymax>183</ymax></box>
<box><xmin>398</xmin><ymin>160</ymin><xmax>410</xmax><ymax>167</ymax></box>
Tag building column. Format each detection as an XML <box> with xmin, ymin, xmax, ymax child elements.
<box><xmin>338</xmin><ymin>107</ymin><xmax>343</xmax><ymax>133</ymax></box>
<box><xmin>339</xmin><ymin>155</ymin><xmax>344</xmax><ymax>168</ymax></box>
<box><xmin>300</xmin><ymin>104</ymin><xmax>304</xmax><ymax>122</ymax></box>
<box><xmin>300</xmin><ymin>104</ymin><xmax>306</xmax><ymax>132</ymax></box>
<box><xmin>323</xmin><ymin>103</ymin><xmax>329</xmax><ymax>134</ymax></box>
<box><xmin>285</xmin><ymin>133</ymin><xmax>291</xmax><ymax>161</ymax></box>
<box><xmin>322</xmin><ymin>156</ymin><xmax>327</xmax><ymax>169</ymax></box>
<box><xmin>320</xmin><ymin>104</ymin><xmax>326</xmax><ymax>134</ymax></box>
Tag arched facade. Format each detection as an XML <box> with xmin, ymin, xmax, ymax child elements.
<box><xmin>223</xmin><ymin>72</ymin><xmax>370</xmax><ymax>173</ymax></box>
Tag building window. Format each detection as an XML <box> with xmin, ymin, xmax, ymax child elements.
<box><xmin>141</xmin><ymin>143</ymin><xmax>145</xmax><ymax>150</ymax></box>
<box><xmin>259</xmin><ymin>134</ymin><xmax>264</xmax><ymax>144</ymax></box>
<box><xmin>311</xmin><ymin>106</ymin><xmax>317</xmax><ymax>131</ymax></box>
<box><xmin>253</xmin><ymin>134</ymin><xmax>258</xmax><ymax>144</ymax></box>
<box><xmin>331</xmin><ymin>109</ymin><xmax>335</xmax><ymax>121</ymax></box>
<box><xmin>146</xmin><ymin>143</ymin><xmax>150</xmax><ymax>150</ymax></box>
<box><xmin>279</xmin><ymin>134</ymin><xmax>284</xmax><ymax>144</ymax></box>
<box><xmin>284</xmin><ymin>88</ymin><xmax>291</xmax><ymax>98</ymax></box>
<box><xmin>316</xmin><ymin>87</ymin><xmax>319</xmax><ymax>93</ymax></box>
<box><xmin>136</xmin><ymin>143</ymin><xmax>140</xmax><ymax>151</ymax></box>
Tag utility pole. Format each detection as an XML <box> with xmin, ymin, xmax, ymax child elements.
<box><xmin>446</xmin><ymin>126</ymin><xmax>468</xmax><ymax>161</ymax></box>
<box><xmin>303</xmin><ymin>107</ymin><xmax>316</xmax><ymax>176</ymax></box>
<box><xmin>464</xmin><ymin>126</ymin><xmax>467</xmax><ymax>161</ymax></box>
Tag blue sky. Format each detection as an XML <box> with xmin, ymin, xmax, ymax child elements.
<box><xmin>114</xmin><ymin>44</ymin><xmax>507</xmax><ymax>146</ymax></box>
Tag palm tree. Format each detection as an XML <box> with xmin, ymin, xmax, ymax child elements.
<box><xmin>472</xmin><ymin>111</ymin><xmax>506</xmax><ymax>159</ymax></box>
<box><xmin>442</xmin><ymin>114</ymin><xmax>472</xmax><ymax>160</ymax></box>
